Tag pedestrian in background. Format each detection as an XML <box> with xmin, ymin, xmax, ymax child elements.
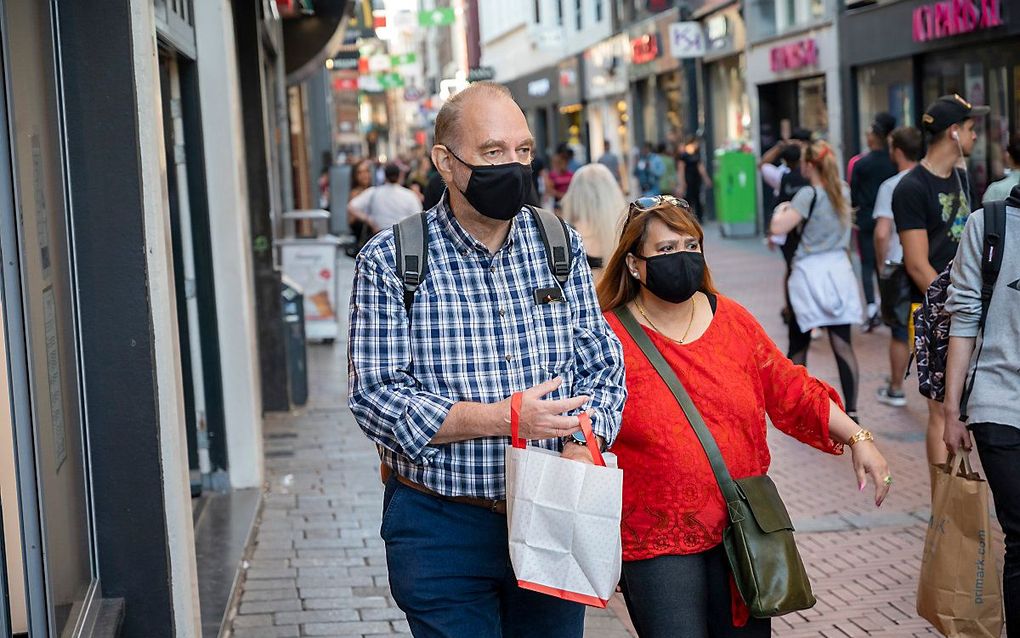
<box><xmin>597</xmin><ymin>195</ymin><xmax>890</xmax><ymax>637</ymax></box>
<box><xmin>560</xmin><ymin>163</ymin><xmax>627</xmax><ymax>280</ymax></box>
<box><xmin>944</xmin><ymin>184</ymin><xmax>1020</xmax><ymax>637</ymax></box>
<box><xmin>851</xmin><ymin>112</ymin><xmax>898</xmax><ymax>332</ymax></box>
<box><xmin>678</xmin><ymin>136</ymin><xmax>713</xmax><ymax>223</ymax></box>
<box><xmin>874</xmin><ymin>126</ymin><xmax>923</xmax><ymax>408</ymax></box>
<box><xmin>635</xmin><ymin>142</ymin><xmax>665</xmax><ymax>196</ymax></box>
<box><xmin>545</xmin><ymin>150</ymin><xmax>574</xmax><ymax>209</ymax></box>
<box><xmin>771</xmin><ymin>140</ymin><xmax>862</xmax><ymax>422</ymax></box>
<box><xmin>892</xmin><ymin>94</ymin><xmax>986</xmax><ymax>469</ymax></box>
<box><xmin>347</xmin><ymin>163</ymin><xmax>422</xmax><ymax>236</ymax></box>
<box><xmin>598</xmin><ymin>138</ymin><xmax>623</xmax><ymax>186</ymax></box>
<box><xmin>347</xmin><ymin>81</ymin><xmax>626</xmax><ymax>637</ymax></box>
<box><xmin>656</xmin><ymin>142</ymin><xmax>678</xmax><ymax>198</ymax></box>
<box><xmin>982</xmin><ymin>132</ymin><xmax>1020</xmax><ymax>204</ymax></box>
<box><xmin>346</xmin><ymin>158</ymin><xmax>375</xmax><ymax>250</ymax></box>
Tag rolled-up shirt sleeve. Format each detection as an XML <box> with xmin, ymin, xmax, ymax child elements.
<box><xmin>347</xmin><ymin>245</ymin><xmax>454</xmax><ymax>463</ymax></box>
<box><xmin>565</xmin><ymin>233</ymin><xmax>627</xmax><ymax>446</ymax></box>
<box><xmin>947</xmin><ymin>211</ymin><xmax>984</xmax><ymax>338</ymax></box>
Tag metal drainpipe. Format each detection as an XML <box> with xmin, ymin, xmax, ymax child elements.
<box><xmin>169</xmin><ymin>59</ymin><xmax>212</xmax><ymax>481</ymax></box>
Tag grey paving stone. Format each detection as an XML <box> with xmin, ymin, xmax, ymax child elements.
<box><xmin>274</xmin><ymin>609</ymin><xmax>360</xmax><ymax>625</ymax></box>
<box><xmin>301</xmin><ymin>621</ymin><xmax>394</xmax><ymax>636</ymax></box>
<box><xmin>242</xmin><ymin>578</ymin><xmax>296</xmax><ymax>591</ymax></box>
<box><xmin>359</xmin><ymin>607</ymin><xmax>407</xmax><ymax>622</ymax></box>
<box><xmin>231</xmin><ymin>613</ymin><xmax>274</xmax><ymax>628</ymax></box>
<box><xmin>241</xmin><ymin>588</ymin><xmax>299</xmax><ymax>603</ymax></box>
<box><xmin>238</xmin><ymin>598</ymin><xmax>303</xmax><ymax>615</ymax></box>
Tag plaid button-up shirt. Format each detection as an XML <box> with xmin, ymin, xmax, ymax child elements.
<box><xmin>347</xmin><ymin>199</ymin><xmax>626</xmax><ymax>499</ymax></box>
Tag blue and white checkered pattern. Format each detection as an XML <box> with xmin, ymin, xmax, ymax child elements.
<box><xmin>347</xmin><ymin>200</ymin><xmax>626</xmax><ymax>499</ymax></box>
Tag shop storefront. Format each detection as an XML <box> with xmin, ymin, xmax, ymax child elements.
<box><xmin>557</xmin><ymin>55</ymin><xmax>588</xmax><ymax>163</ymax></box>
<box><xmin>747</xmin><ymin>24</ymin><xmax>842</xmax><ymax>154</ymax></box>
<box><xmin>698</xmin><ymin>2</ymin><xmax>751</xmax><ymax>156</ymax></box>
<box><xmin>506</xmin><ymin>66</ymin><xmax>562</xmax><ymax>161</ymax></box>
<box><xmin>841</xmin><ymin>0</ymin><xmax>1020</xmax><ymax>196</ymax></box>
<box><xmin>627</xmin><ymin>8</ymin><xmax>690</xmax><ymax>149</ymax></box>
<box><xmin>584</xmin><ymin>33</ymin><xmax>633</xmax><ymax>178</ymax></box>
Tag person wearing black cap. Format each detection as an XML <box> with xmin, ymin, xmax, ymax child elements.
<box><xmin>891</xmin><ymin>93</ymin><xmax>988</xmax><ymax>470</ymax></box>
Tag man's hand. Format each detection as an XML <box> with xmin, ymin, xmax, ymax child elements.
<box><xmin>943</xmin><ymin>408</ymin><xmax>972</xmax><ymax>455</ymax></box>
<box><xmin>504</xmin><ymin>377</ymin><xmax>588</xmax><ymax>441</ymax></box>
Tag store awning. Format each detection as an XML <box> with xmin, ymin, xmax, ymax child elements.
<box><xmin>282</xmin><ymin>0</ymin><xmax>350</xmax><ymax>85</ymax></box>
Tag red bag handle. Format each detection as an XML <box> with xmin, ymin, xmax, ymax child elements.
<box><xmin>510</xmin><ymin>392</ymin><xmax>605</xmax><ymax>467</ymax></box>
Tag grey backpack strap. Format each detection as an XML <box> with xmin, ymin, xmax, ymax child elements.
<box><xmin>527</xmin><ymin>205</ymin><xmax>572</xmax><ymax>286</ymax></box>
<box><xmin>394</xmin><ymin>213</ymin><xmax>428</xmax><ymax>314</ymax></box>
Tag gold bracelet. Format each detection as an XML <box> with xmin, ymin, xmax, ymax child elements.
<box><xmin>847</xmin><ymin>428</ymin><xmax>874</xmax><ymax>447</ymax></box>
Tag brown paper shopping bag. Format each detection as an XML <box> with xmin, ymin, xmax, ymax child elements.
<box><xmin>917</xmin><ymin>452</ymin><xmax>1004</xmax><ymax>638</ymax></box>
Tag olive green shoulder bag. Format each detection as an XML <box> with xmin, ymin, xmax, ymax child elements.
<box><xmin>614</xmin><ymin>305</ymin><xmax>816</xmax><ymax>618</ymax></box>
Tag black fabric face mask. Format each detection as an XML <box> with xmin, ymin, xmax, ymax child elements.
<box><xmin>448</xmin><ymin>150</ymin><xmax>532</xmax><ymax>221</ymax></box>
<box><xmin>634</xmin><ymin>251</ymin><xmax>705</xmax><ymax>304</ymax></box>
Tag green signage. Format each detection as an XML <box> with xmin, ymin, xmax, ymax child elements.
<box><xmin>418</xmin><ymin>7</ymin><xmax>455</xmax><ymax>26</ymax></box>
<box><xmin>390</xmin><ymin>52</ymin><xmax>418</xmax><ymax>66</ymax></box>
<box><xmin>378</xmin><ymin>73</ymin><xmax>405</xmax><ymax>89</ymax></box>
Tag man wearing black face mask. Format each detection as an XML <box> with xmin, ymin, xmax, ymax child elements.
<box><xmin>347</xmin><ymin>82</ymin><xmax>627</xmax><ymax>637</ymax></box>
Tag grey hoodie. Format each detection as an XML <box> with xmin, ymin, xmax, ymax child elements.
<box><xmin>946</xmin><ymin>202</ymin><xmax>1020</xmax><ymax>428</ymax></box>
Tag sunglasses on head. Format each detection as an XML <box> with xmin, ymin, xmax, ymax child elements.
<box><xmin>629</xmin><ymin>194</ymin><xmax>687</xmax><ymax>212</ymax></box>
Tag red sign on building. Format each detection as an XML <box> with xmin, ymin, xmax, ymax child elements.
<box><xmin>770</xmin><ymin>39</ymin><xmax>818</xmax><ymax>73</ymax></box>
<box><xmin>631</xmin><ymin>34</ymin><xmax>660</xmax><ymax>65</ymax></box>
<box><xmin>911</xmin><ymin>0</ymin><xmax>1001</xmax><ymax>43</ymax></box>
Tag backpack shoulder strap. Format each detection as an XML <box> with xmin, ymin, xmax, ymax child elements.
<box><xmin>394</xmin><ymin>213</ymin><xmax>428</xmax><ymax>314</ymax></box>
<box><xmin>980</xmin><ymin>200</ymin><xmax>1007</xmax><ymax>318</ymax></box>
<box><xmin>527</xmin><ymin>205</ymin><xmax>573</xmax><ymax>286</ymax></box>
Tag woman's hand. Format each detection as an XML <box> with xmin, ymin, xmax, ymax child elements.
<box><xmin>850</xmin><ymin>441</ymin><xmax>891</xmax><ymax>507</ymax></box>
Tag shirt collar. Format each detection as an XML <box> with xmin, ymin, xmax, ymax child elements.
<box><xmin>436</xmin><ymin>191</ymin><xmax>523</xmax><ymax>256</ymax></box>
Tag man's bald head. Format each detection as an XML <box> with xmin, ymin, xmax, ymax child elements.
<box><xmin>433</xmin><ymin>82</ymin><xmax>519</xmax><ymax>151</ymax></box>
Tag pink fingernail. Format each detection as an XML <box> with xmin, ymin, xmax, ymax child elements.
<box><xmin>859</xmin><ymin>483</ymin><xmax>865</xmax><ymax>491</ymax></box>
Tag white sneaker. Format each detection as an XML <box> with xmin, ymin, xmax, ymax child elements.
<box><xmin>876</xmin><ymin>385</ymin><xmax>907</xmax><ymax>407</ymax></box>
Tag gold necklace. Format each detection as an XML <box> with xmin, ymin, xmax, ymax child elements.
<box><xmin>634</xmin><ymin>297</ymin><xmax>697</xmax><ymax>344</ymax></box>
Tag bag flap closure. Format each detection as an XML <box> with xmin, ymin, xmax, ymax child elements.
<box><xmin>733</xmin><ymin>475</ymin><xmax>794</xmax><ymax>533</ymax></box>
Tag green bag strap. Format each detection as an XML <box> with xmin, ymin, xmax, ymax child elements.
<box><xmin>613</xmin><ymin>305</ymin><xmax>742</xmax><ymax>506</ymax></box>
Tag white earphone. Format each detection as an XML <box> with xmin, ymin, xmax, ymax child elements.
<box><xmin>952</xmin><ymin>130</ymin><xmax>960</xmax><ymax>141</ymax></box>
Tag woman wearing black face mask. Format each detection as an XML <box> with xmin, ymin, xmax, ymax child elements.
<box><xmin>596</xmin><ymin>196</ymin><xmax>891</xmax><ymax>638</ymax></box>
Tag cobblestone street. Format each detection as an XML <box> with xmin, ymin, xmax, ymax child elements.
<box><xmin>225</xmin><ymin>228</ymin><xmax>1004</xmax><ymax>637</ymax></box>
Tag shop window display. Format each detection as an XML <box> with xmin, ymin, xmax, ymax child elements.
<box><xmin>856</xmin><ymin>59</ymin><xmax>914</xmax><ymax>151</ymax></box>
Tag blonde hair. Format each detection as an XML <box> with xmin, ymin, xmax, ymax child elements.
<box><xmin>804</xmin><ymin>140</ymin><xmax>851</xmax><ymax>227</ymax></box>
<box><xmin>433</xmin><ymin>82</ymin><xmax>515</xmax><ymax>150</ymax></box>
<box><xmin>597</xmin><ymin>200</ymin><xmax>718</xmax><ymax>311</ymax></box>
<box><xmin>560</xmin><ymin>164</ymin><xmax>627</xmax><ymax>266</ymax></box>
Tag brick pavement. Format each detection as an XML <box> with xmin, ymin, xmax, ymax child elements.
<box><xmin>224</xmin><ymin>228</ymin><xmax>1004</xmax><ymax>637</ymax></box>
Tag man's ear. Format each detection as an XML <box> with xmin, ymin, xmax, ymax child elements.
<box><xmin>432</xmin><ymin>145</ymin><xmax>452</xmax><ymax>178</ymax></box>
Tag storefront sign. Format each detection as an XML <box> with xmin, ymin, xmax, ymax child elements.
<box><xmin>631</xmin><ymin>33</ymin><xmax>661</xmax><ymax>65</ymax></box>
<box><xmin>467</xmin><ymin>66</ymin><xmax>496</xmax><ymax>82</ymax></box>
<box><xmin>333</xmin><ymin>77</ymin><xmax>359</xmax><ymax>92</ymax></box>
<box><xmin>528</xmin><ymin>77</ymin><xmax>551</xmax><ymax>97</ymax></box>
<box><xmin>770</xmin><ymin>39</ymin><xmax>818</xmax><ymax>73</ymax></box>
<box><xmin>911</xmin><ymin>0</ymin><xmax>1001</xmax><ymax>43</ymax></box>
<box><xmin>669</xmin><ymin>22</ymin><xmax>705</xmax><ymax>58</ymax></box>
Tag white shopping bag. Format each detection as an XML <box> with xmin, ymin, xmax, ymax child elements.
<box><xmin>505</xmin><ymin>393</ymin><xmax>623</xmax><ymax>608</ymax></box>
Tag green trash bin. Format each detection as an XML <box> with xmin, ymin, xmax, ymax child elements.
<box><xmin>713</xmin><ymin>150</ymin><xmax>758</xmax><ymax>237</ymax></box>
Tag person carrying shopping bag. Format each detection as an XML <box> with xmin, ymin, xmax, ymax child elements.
<box><xmin>596</xmin><ymin>195</ymin><xmax>892</xmax><ymax>637</ymax></box>
<box><xmin>347</xmin><ymin>81</ymin><xmax>627</xmax><ymax>638</ymax></box>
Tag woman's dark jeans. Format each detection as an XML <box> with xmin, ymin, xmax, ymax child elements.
<box><xmin>621</xmin><ymin>545</ymin><xmax>771</xmax><ymax>638</ymax></box>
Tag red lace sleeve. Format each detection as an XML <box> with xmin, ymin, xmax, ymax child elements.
<box><xmin>744</xmin><ymin>311</ymin><xmax>844</xmax><ymax>456</ymax></box>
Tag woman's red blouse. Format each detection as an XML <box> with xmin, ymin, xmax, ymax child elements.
<box><xmin>605</xmin><ymin>295</ymin><xmax>844</xmax><ymax>563</ymax></box>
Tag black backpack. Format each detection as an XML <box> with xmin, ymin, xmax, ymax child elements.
<box><xmin>393</xmin><ymin>205</ymin><xmax>573</xmax><ymax>313</ymax></box>
<box><xmin>912</xmin><ymin>199</ymin><xmax>1008</xmax><ymax>417</ymax></box>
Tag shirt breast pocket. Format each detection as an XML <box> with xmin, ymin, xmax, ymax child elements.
<box><xmin>529</xmin><ymin>300</ymin><xmax>574</xmax><ymax>386</ymax></box>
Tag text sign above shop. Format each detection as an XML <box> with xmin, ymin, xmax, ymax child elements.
<box><xmin>669</xmin><ymin>22</ymin><xmax>706</xmax><ymax>58</ymax></box>
<box><xmin>911</xmin><ymin>0</ymin><xmax>1002</xmax><ymax>43</ymax></box>
<box><xmin>770</xmin><ymin>39</ymin><xmax>818</xmax><ymax>73</ymax></box>
<box><xmin>631</xmin><ymin>33</ymin><xmax>661</xmax><ymax>65</ymax></box>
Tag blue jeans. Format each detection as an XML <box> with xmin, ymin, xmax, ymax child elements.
<box><xmin>381</xmin><ymin>477</ymin><xmax>586</xmax><ymax>638</ymax></box>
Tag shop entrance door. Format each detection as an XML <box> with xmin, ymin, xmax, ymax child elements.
<box><xmin>0</xmin><ymin>1</ymin><xmax>100</xmax><ymax>635</ymax></box>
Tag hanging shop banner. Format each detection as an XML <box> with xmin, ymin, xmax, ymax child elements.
<box><xmin>419</xmin><ymin>7</ymin><xmax>455</xmax><ymax>26</ymax></box>
<box><xmin>368</xmin><ymin>54</ymin><xmax>391</xmax><ymax>72</ymax></box>
<box><xmin>669</xmin><ymin>22</ymin><xmax>706</xmax><ymax>58</ymax></box>
<box><xmin>391</xmin><ymin>52</ymin><xmax>417</xmax><ymax>66</ymax></box>
<box><xmin>468</xmin><ymin>66</ymin><xmax>496</xmax><ymax>82</ymax></box>
<box><xmin>378</xmin><ymin>72</ymin><xmax>405</xmax><ymax>89</ymax></box>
